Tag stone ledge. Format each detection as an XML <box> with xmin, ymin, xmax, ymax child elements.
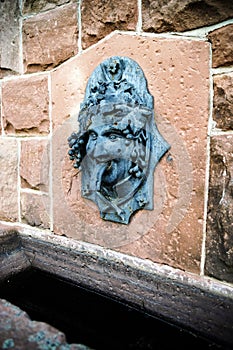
<box><xmin>0</xmin><ymin>226</ymin><xmax>31</xmax><ymax>280</ymax></box>
<box><xmin>1</xmin><ymin>225</ymin><xmax>233</xmax><ymax>348</ymax></box>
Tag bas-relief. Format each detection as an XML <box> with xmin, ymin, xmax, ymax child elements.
<box><xmin>68</xmin><ymin>56</ymin><xmax>170</xmax><ymax>224</ymax></box>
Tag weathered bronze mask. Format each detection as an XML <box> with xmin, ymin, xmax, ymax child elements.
<box><xmin>68</xmin><ymin>56</ymin><xmax>170</xmax><ymax>224</ymax></box>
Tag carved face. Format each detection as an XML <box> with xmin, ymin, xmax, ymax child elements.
<box><xmin>85</xmin><ymin>124</ymin><xmax>135</xmax><ymax>185</ymax></box>
<box><xmin>68</xmin><ymin>56</ymin><xmax>170</xmax><ymax>224</ymax></box>
<box><xmin>87</xmin><ymin>126</ymin><xmax>131</xmax><ymax>161</ymax></box>
<box><xmin>76</xmin><ymin>110</ymin><xmax>150</xmax><ymax>224</ymax></box>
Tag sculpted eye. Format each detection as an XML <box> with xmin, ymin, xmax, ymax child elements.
<box><xmin>107</xmin><ymin>132</ymin><xmax>123</xmax><ymax>141</ymax></box>
<box><xmin>109</xmin><ymin>133</ymin><xmax>118</xmax><ymax>140</ymax></box>
<box><xmin>89</xmin><ymin>131</ymin><xmax>97</xmax><ymax>140</ymax></box>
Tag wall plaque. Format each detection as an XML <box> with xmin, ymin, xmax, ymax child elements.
<box><xmin>68</xmin><ymin>56</ymin><xmax>170</xmax><ymax>224</ymax></box>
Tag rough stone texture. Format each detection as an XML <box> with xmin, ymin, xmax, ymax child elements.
<box><xmin>81</xmin><ymin>0</ymin><xmax>138</xmax><ymax>49</ymax></box>
<box><xmin>21</xmin><ymin>192</ymin><xmax>50</xmax><ymax>229</ymax></box>
<box><xmin>23</xmin><ymin>3</ymin><xmax>78</xmax><ymax>73</ymax></box>
<box><xmin>20</xmin><ymin>139</ymin><xmax>50</xmax><ymax>191</ymax></box>
<box><xmin>142</xmin><ymin>0</ymin><xmax>233</xmax><ymax>33</ymax></box>
<box><xmin>0</xmin><ymin>138</ymin><xmax>18</xmax><ymax>222</ymax></box>
<box><xmin>213</xmin><ymin>72</ymin><xmax>233</xmax><ymax>131</ymax></box>
<box><xmin>208</xmin><ymin>24</ymin><xmax>233</xmax><ymax>68</ymax></box>
<box><xmin>19</xmin><ymin>231</ymin><xmax>233</xmax><ymax>348</ymax></box>
<box><xmin>23</xmin><ymin>0</ymin><xmax>73</xmax><ymax>15</ymax></box>
<box><xmin>0</xmin><ymin>298</ymin><xmax>92</xmax><ymax>350</ymax></box>
<box><xmin>0</xmin><ymin>0</ymin><xmax>20</xmax><ymax>78</ymax></box>
<box><xmin>51</xmin><ymin>33</ymin><xmax>209</xmax><ymax>273</ymax></box>
<box><xmin>0</xmin><ymin>227</ymin><xmax>20</xmax><ymax>254</ymax></box>
<box><xmin>1</xmin><ymin>227</ymin><xmax>233</xmax><ymax>348</ymax></box>
<box><xmin>0</xmin><ymin>227</ymin><xmax>30</xmax><ymax>280</ymax></box>
<box><xmin>2</xmin><ymin>75</ymin><xmax>49</xmax><ymax>135</ymax></box>
<box><xmin>205</xmin><ymin>135</ymin><xmax>233</xmax><ymax>283</ymax></box>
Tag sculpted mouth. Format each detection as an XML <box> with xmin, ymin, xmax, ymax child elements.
<box><xmin>106</xmin><ymin>161</ymin><xmax>113</xmax><ymax>172</ymax></box>
<box><xmin>102</xmin><ymin>160</ymin><xmax>118</xmax><ymax>185</ymax></box>
<box><xmin>95</xmin><ymin>160</ymin><xmax>119</xmax><ymax>189</ymax></box>
<box><xmin>95</xmin><ymin>162</ymin><xmax>109</xmax><ymax>191</ymax></box>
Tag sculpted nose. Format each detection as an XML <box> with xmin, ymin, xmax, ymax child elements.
<box><xmin>93</xmin><ymin>139</ymin><xmax>108</xmax><ymax>160</ymax></box>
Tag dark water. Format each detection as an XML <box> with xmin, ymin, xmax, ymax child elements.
<box><xmin>0</xmin><ymin>268</ymin><xmax>226</xmax><ymax>350</ymax></box>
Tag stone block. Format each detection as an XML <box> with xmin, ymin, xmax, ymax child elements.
<box><xmin>205</xmin><ymin>135</ymin><xmax>233</xmax><ymax>283</ymax></box>
<box><xmin>21</xmin><ymin>192</ymin><xmax>50</xmax><ymax>229</ymax></box>
<box><xmin>0</xmin><ymin>138</ymin><xmax>18</xmax><ymax>222</ymax></box>
<box><xmin>51</xmin><ymin>33</ymin><xmax>210</xmax><ymax>273</ymax></box>
<box><xmin>81</xmin><ymin>0</ymin><xmax>138</xmax><ymax>49</ymax></box>
<box><xmin>2</xmin><ymin>75</ymin><xmax>49</xmax><ymax>135</ymax></box>
<box><xmin>142</xmin><ymin>0</ymin><xmax>233</xmax><ymax>33</ymax></box>
<box><xmin>22</xmin><ymin>0</ymin><xmax>73</xmax><ymax>15</ymax></box>
<box><xmin>0</xmin><ymin>0</ymin><xmax>20</xmax><ymax>77</ymax></box>
<box><xmin>213</xmin><ymin>72</ymin><xmax>233</xmax><ymax>131</ymax></box>
<box><xmin>208</xmin><ymin>24</ymin><xmax>233</xmax><ymax>68</ymax></box>
<box><xmin>20</xmin><ymin>139</ymin><xmax>50</xmax><ymax>191</ymax></box>
<box><xmin>23</xmin><ymin>3</ymin><xmax>78</xmax><ymax>73</ymax></box>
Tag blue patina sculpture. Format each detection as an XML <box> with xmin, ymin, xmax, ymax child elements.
<box><xmin>68</xmin><ymin>56</ymin><xmax>170</xmax><ymax>224</ymax></box>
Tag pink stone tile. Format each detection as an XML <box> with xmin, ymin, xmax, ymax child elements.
<box><xmin>23</xmin><ymin>3</ymin><xmax>78</xmax><ymax>73</ymax></box>
<box><xmin>2</xmin><ymin>75</ymin><xmax>49</xmax><ymax>135</ymax></box>
<box><xmin>20</xmin><ymin>139</ymin><xmax>50</xmax><ymax>191</ymax></box>
<box><xmin>0</xmin><ymin>138</ymin><xmax>18</xmax><ymax>222</ymax></box>
<box><xmin>81</xmin><ymin>0</ymin><xmax>138</xmax><ymax>49</ymax></box>
<box><xmin>21</xmin><ymin>191</ymin><xmax>50</xmax><ymax>229</ymax></box>
<box><xmin>51</xmin><ymin>33</ymin><xmax>210</xmax><ymax>273</ymax></box>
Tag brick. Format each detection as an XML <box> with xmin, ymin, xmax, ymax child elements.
<box><xmin>20</xmin><ymin>139</ymin><xmax>50</xmax><ymax>191</ymax></box>
<box><xmin>21</xmin><ymin>192</ymin><xmax>50</xmax><ymax>229</ymax></box>
<box><xmin>0</xmin><ymin>138</ymin><xmax>18</xmax><ymax>222</ymax></box>
<box><xmin>2</xmin><ymin>75</ymin><xmax>49</xmax><ymax>135</ymax></box>
<box><xmin>213</xmin><ymin>72</ymin><xmax>233</xmax><ymax>131</ymax></box>
<box><xmin>81</xmin><ymin>0</ymin><xmax>138</xmax><ymax>49</ymax></box>
<box><xmin>22</xmin><ymin>0</ymin><xmax>73</xmax><ymax>15</ymax></box>
<box><xmin>142</xmin><ymin>0</ymin><xmax>233</xmax><ymax>33</ymax></box>
<box><xmin>205</xmin><ymin>135</ymin><xmax>233</xmax><ymax>283</ymax></box>
<box><xmin>51</xmin><ymin>33</ymin><xmax>210</xmax><ymax>273</ymax></box>
<box><xmin>23</xmin><ymin>3</ymin><xmax>78</xmax><ymax>73</ymax></box>
<box><xmin>0</xmin><ymin>0</ymin><xmax>20</xmax><ymax>77</ymax></box>
<box><xmin>208</xmin><ymin>24</ymin><xmax>233</xmax><ymax>68</ymax></box>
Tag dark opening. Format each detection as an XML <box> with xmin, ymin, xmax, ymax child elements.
<box><xmin>0</xmin><ymin>268</ymin><xmax>225</xmax><ymax>349</ymax></box>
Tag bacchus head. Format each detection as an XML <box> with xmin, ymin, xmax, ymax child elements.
<box><xmin>68</xmin><ymin>56</ymin><xmax>170</xmax><ymax>224</ymax></box>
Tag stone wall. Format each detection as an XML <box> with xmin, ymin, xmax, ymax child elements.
<box><xmin>0</xmin><ymin>0</ymin><xmax>233</xmax><ymax>284</ymax></box>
